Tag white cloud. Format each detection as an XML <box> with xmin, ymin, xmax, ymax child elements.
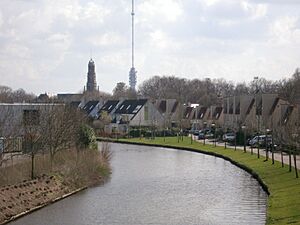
<box><xmin>200</xmin><ymin>0</ymin><xmax>223</xmax><ymax>7</ymax></box>
<box><xmin>241</xmin><ymin>1</ymin><xmax>268</xmax><ymax>20</ymax></box>
<box><xmin>87</xmin><ymin>32</ymin><xmax>125</xmax><ymax>47</ymax></box>
<box><xmin>138</xmin><ymin>0</ymin><xmax>183</xmax><ymax>23</ymax></box>
<box><xmin>0</xmin><ymin>11</ymin><xmax>3</xmax><ymax>28</ymax></box>
<box><xmin>269</xmin><ymin>16</ymin><xmax>300</xmax><ymax>45</ymax></box>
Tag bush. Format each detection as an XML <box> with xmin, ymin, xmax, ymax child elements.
<box><xmin>77</xmin><ymin>125</ymin><xmax>97</xmax><ymax>150</ymax></box>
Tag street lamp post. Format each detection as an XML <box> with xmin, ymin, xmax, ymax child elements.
<box><xmin>271</xmin><ymin>129</ymin><xmax>275</xmax><ymax>164</ymax></box>
<box><xmin>265</xmin><ymin>128</ymin><xmax>270</xmax><ymax>161</ymax></box>
<box><xmin>234</xmin><ymin>128</ymin><xmax>237</xmax><ymax>151</ymax></box>
<box><xmin>212</xmin><ymin>123</ymin><xmax>216</xmax><ymax>147</ymax></box>
<box><xmin>250</xmin><ymin>137</ymin><xmax>253</xmax><ymax>155</ymax></box>
<box><xmin>224</xmin><ymin>128</ymin><xmax>227</xmax><ymax>149</ymax></box>
<box><xmin>242</xmin><ymin>125</ymin><xmax>247</xmax><ymax>153</ymax></box>
<box><xmin>254</xmin><ymin>76</ymin><xmax>260</xmax><ymax>158</ymax></box>
<box><xmin>203</xmin><ymin>122</ymin><xmax>207</xmax><ymax>145</ymax></box>
<box><xmin>163</xmin><ymin>113</ymin><xmax>166</xmax><ymax>142</ymax></box>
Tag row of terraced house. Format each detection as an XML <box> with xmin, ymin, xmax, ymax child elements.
<box><xmin>74</xmin><ymin>93</ymin><xmax>299</xmax><ymax>137</ymax></box>
<box><xmin>0</xmin><ymin>93</ymin><xmax>299</xmax><ymax>150</ymax></box>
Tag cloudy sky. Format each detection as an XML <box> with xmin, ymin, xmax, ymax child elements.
<box><xmin>0</xmin><ymin>0</ymin><xmax>299</xmax><ymax>94</ymax></box>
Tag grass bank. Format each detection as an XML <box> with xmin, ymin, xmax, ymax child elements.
<box><xmin>105</xmin><ymin>136</ymin><xmax>300</xmax><ymax>225</ymax></box>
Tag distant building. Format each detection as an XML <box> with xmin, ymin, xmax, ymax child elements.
<box><xmin>86</xmin><ymin>58</ymin><xmax>98</xmax><ymax>92</ymax></box>
<box><xmin>36</xmin><ymin>93</ymin><xmax>50</xmax><ymax>102</ymax></box>
<box><xmin>57</xmin><ymin>94</ymin><xmax>83</xmax><ymax>103</ymax></box>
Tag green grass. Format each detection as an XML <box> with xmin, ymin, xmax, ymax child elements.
<box><xmin>115</xmin><ymin>136</ymin><xmax>300</xmax><ymax>225</ymax></box>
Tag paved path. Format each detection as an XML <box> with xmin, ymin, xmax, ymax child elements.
<box><xmin>191</xmin><ymin>135</ymin><xmax>300</xmax><ymax>168</ymax></box>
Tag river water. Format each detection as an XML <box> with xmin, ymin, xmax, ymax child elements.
<box><xmin>9</xmin><ymin>143</ymin><xmax>267</xmax><ymax>225</ymax></box>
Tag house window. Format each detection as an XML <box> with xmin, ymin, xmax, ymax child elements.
<box><xmin>23</xmin><ymin>109</ymin><xmax>40</xmax><ymax>126</ymax></box>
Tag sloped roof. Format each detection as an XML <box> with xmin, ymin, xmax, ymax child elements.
<box><xmin>269</xmin><ymin>97</ymin><xmax>279</xmax><ymax>116</ymax></box>
<box><xmin>82</xmin><ymin>101</ymin><xmax>99</xmax><ymax>114</ymax></box>
<box><xmin>115</xmin><ymin>99</ymin><xmax>147</xmax><ymax>115</ymax></box>
<box><xmin>70</xmin><ymin>101</ymin><xmax>81</xmax><ymax>108</ymax></box>
<box><xmin>256</xmin><ymin>98</ymin><xmax>262</xmax><ymax>116</ymax></box>
<box><xmin>213</xmin><ymin>107</ymin><xmax>223</xmax><ymax>119</ymax></box>
<box><xmin>99</xmin><ymin>100</ymin><xmax>119</xmax><ymax>113</ymax></box>
<box><xmin>184</xmin><ymin>107</ymin><xmax>193</xmax><ymax>119</ymax></box>
<box><xmin>246</xmin><ymin>98</ymin><xmax>255</xmax><ymax>115</ymax></box>
<box><xmin>198</xmin><ymin>107</ymin><xmax>207</xmax><ymax>119</ymax></box>
<box><xmin>158</xmin><ymin>100</ymin><xmax>167</xmax><ymax>113</ymax></box>
<box><xmin>282</xmin><ymin>106</ymin><xmax>294</xmax><ymax>124</ymax></box>
<box><xmin>235</xmin><ymin>102</ymin><xmax>240</xmax><ymax>115</ymax></box>
<box><xmin>171</xmin><ymin>101</ymin><xmax>179</xmax><ymax>113</ymax></box>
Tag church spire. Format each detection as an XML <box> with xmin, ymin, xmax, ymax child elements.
<box><xmin>86</xmin><ymin>58</ymin><xmax>97</xmax><ymax>92</ymax></box>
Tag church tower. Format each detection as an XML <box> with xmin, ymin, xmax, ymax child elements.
<box><xmin>86</xmin><ymin>58</ymin><xmax>97</xmax><ymax>92</ymax></box>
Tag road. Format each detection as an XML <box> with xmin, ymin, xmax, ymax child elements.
<box><xmin>192</xmin><ymin>135</ymin><xmax>300</xmax><ymax>168</ymax></box>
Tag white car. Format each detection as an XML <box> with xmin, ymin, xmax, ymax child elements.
<box><xmin>222</xmin><ymin>133</ymin><xmax>236</xmax><ymax>142</ymax></box>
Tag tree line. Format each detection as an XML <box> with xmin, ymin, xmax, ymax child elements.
<box><xmin>136</xmin><ymin>69</ymin><xmax>300</xmax><ymax>105</ymax></box>
<box><xmin>0</xmin><ymin>86</ymin><xmax>35</xmax><ymax>103</ymax></box>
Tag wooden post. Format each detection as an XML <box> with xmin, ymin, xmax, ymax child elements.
<box><xmin>294</xmin><ymin>149</ymin><xmax>298</xmax><ymax>178</ymax></box>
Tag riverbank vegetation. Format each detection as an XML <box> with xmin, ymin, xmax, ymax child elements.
<box><xmin>116</xmin><ymin>136</ymin><xmax>300</xmax><ymax>225</ymax></box>
<box><xmin>0</xmin><ymin>105</ymin><xmax>111</xmax><ymax>224</ymax></box>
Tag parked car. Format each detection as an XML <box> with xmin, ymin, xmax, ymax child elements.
<box><xmin>249</xmin><ymin>135</ymin><xmax>272</xmax><ymax>147</ymax></box>
<box><xmin>205</xmin><ymin>132</ymin><xmax>214</xmax><ymax>139</ymax></box>
<box><xmin>222</xmin><ymin>133</ymin><xmax>236</xmax><ymax>142</ymax></box>
<box><xmin>198</xmin><ymin>129</ymin><xmax>213</xmax><ymax>139</ymax></box>
<box><xmin>193</xmin><ymin>130</ymin><xmax>200</xmax><ymax>135</ymax></box>
<box><xmin>198</xmin><ymin>132</ymin><xmax>205</xmax><ymax>140</ymax></box>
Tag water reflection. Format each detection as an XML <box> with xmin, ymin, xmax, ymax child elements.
<box><xmin>9</xmin><ymin>143</ymin><xmax>267</xmax><ymax>225</ymax></box>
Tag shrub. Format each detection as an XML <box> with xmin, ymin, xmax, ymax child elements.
<box><xmin>77</xmin><ymin>125</ymin><xmax>97</xmax><ymax>150</ymax></box>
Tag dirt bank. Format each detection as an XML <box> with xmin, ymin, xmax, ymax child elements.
<box><xmin>0</xmin><ymin>174</ymin><xmax>87</xmax><ymax>225</ymax></box>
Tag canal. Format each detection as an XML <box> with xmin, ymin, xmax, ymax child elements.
<box><xmin>9</xmin><ymin>143</ymin><xmax>267</xmax><ymax>225</ymax></box>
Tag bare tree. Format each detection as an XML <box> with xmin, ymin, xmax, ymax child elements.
<box><xmin>40</xmin><ymin>105</ymin><xmax>86</xmax><ymax>170</ymax></box>
<box><xmin>0</xmin><ymin>85</ymin><xmax>35</xmax><ymax>103</ymax></box>
<box><xmin>22</xmin><ymin>109</ymin><xmax>42</xmax><ymax>179</ymax></box>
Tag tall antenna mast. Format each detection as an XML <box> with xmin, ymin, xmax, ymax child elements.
<box><xmin>129</xmin><ymin>0</ymin><xmax>137</xmax><ymax>91</ymax></box>
<box><xmin>131</xmin><ymin>0</ymin><xmax>135</xmax><ymax>68</ymax></box>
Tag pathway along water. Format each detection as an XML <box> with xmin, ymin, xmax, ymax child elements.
<box><xmin>8</xmin><ymin>143</ymin><xmax>267</xmax><ymax>225</ymax></box>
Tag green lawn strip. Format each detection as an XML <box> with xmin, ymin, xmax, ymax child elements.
<box><xmin>108</xmin><ymin>136</ymin><xmax>300</xmax><ymax>225</ymax></box>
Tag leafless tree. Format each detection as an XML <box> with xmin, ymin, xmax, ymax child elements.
<box><xmin>22</xmin><ymin>108</ymin><xmax>43</xmax><ymax>179</ymax></box>
<box><xmin>40</xmin><ymin>105</ymin><xmax>87</xmax><ymax>170</ymax></box>
<box><xmin>0</xmin><ymin>85</ymin><xmax>35</xmax><ymax>103</ymax></box>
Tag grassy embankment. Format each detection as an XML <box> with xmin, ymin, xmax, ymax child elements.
<box><xmin>116</xmin><ymin>136</ymin><xmax>300</xmax><ymax>225</ymax></box>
